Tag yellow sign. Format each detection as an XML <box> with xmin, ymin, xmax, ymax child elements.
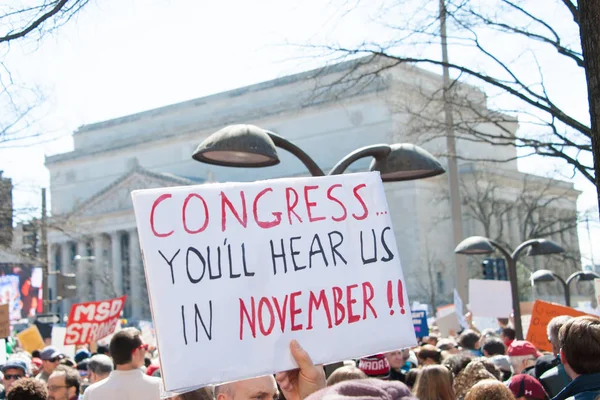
<box><xmin>0</xmin><ymin>304</ymin><xmax>9</xmax><ymax>338</ymax></box>
<box><xmin>17</xmin><ymin>326</ymin><xmax>45</xmax><ymax>353</ymax></box>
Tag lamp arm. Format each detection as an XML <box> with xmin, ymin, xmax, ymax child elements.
<box><xmin>511</xmin><ymin>239</ymin><xmax>541</xmax><ymax>263</ymax></box>
<box><xmin>265</xmin><ymin>131</ymin><xmax>325</xmax><ymax>177</ymax></box>
<box><xmin>488</xmin><ymin>239</ymin><xmax>514</xmax><ymax>263</ymax></box>
<box><xmin>566</xmin><ymin>271</ymin><xmax>583</xmax><ymax>286</ymax></box>
<box><xmin>328</xmin><ymin>145</ymin><xmax>391</xmax><ymax>175</ymax></box>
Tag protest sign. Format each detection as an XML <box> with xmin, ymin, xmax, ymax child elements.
<box><xmin>0</xmin><ymin>339</ymin><xmax>6</xmax><ymax>365</ymax></box>
<box><xmin>526</xmin><ymin>300</ymin><xmax>593</xmax><ymax>352</ymax></box>
<box><xmin>454</xmin><ymin>289</ymin><xmax>469</xmax><ymax>329</ymax></box>
<box><xmin>0</xmin><ymin>304</ymin><xmax>9</xmax><ymax>338</ymax></box>
<box><xmin>17</xmin><ymin>326</ymin><xmax>45</xmax><ymax>353</ymax></box>
<box><xmin>132</xmin><ymin>172</ymin><xmax>416</xmax><ymax>392</ymax></box>
<box><xmin>436</xmin><ymin>312</ymin><xmax>461</xmax><ymax>337</ymax></box>
<box><xmin>412</xmin><ymin>310</ymin><xmax>429</xmax><ymax>338</ymax></box>
<box><xmin>51</xmin><ymin>327</ymin><xmax>75</xmax><ymax>359</ymax></box>
<box><xmin>65</xmin><ymin>296</ymin><xmax>127</xmax><ymax>345</ymax></box>
<box><xmin>469</xmin><ymin>279</ymin><xmax>512</xmax><ymax>318</ymax></box>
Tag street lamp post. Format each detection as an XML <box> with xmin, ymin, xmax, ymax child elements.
<box><xmin>455</xmin><ymin>236</ymin><xmax>564</xmax><ymax>340</ymax></box>
<box><xmin>530</xmin><ymin>269</ymin><xmax>600</xmax><ymax>307</ymax></box>
<box><xmin>192</xmin><ymin>124</ymin><xmax>446</xmax><ymax>180</ymax></box>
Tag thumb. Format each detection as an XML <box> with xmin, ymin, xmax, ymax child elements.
<box><xmin>290</xmin><ymin>340</ymin><xmax>314</xmax><ymax>370</ymax></box>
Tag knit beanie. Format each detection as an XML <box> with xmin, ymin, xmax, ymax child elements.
<box><xmin>307</xmin><ymin>378</ymin><xmax>417</xmax><ymax>400</ymax></box>
<box><xmin>358</xmin><ymin>354</ymin><xmax>391</xmax><ymax>379</ymax></box>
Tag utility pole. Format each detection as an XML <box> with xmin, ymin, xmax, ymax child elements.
<box><xmin>41</xmin><ymin>188</ymin><xmax>49</xmax><ymax>313</ymax></box>
<box><xmin>440</xmin><ymin>0</ymin><xmax>468</xmax><ymax>308</ymax></box>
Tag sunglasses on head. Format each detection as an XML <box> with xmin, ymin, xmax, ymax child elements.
<box><xmin>4</xmin><ymin>374</ymin><xmax>23</xmax><ymax>380</ymax></box>
<box><xmin>132</xmin><ymin>343</ymin><xmax>149</xmax><ymax>353</ymax></box>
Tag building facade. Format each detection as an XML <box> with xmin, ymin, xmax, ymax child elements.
<box><xmin>45</xmin><ymin>58</ymin><xmax>581</xmax><ymax>318</ymax></box>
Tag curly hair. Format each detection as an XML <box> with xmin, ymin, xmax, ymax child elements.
<box><xmin>7</xmin><ymin>378</ymin><xmax>48</xmax><ymax>400</ymax></box>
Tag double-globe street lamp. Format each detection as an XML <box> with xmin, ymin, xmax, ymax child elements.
<box><xmin>454</xmin><ymin>236</ymin><xmax>564</xmax><ymax>340</ymax></box>
<box><xmin>531</xmin><ymin>269</ymin><xmax>600</xmax><ymax>307</ymax></box>
<box><xmin>192</xmin><ymin>124</ymin><xmax>446</xmax><ymax>180</ymax></box>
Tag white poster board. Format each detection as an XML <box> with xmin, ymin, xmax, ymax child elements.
<box><xmin>436</xmin><ymin>312</ymin><xmax>461</xmax><ymax>337</ymax></box>
<box><xmin>0</xmin><ymin>339</ymin><xmax>6</xmax><ymax>365</ymax></box>
<box><xmin>595</xmin><ymin>279</ymin><xmax>600</xmax><ymax>308</ymax></box>
<box><xmin>51</xmin><ymin>327</ymin><xmax>76</xmax><ymax>360</ymax></box>
<box><xmin>454</xmin><ymin>289</ymin><xmax>469</xmax><ymax>329</ymax></box>
<box><xmin>132</xmin><ymin>172</ymin><xmax>416</xmax><ymax>392</ymax></box>
<box><xmin>469</xmin><ymin>279</ymin><xmax>512</xmax><ymax>318</ymax></box>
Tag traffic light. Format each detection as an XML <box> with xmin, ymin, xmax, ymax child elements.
<box><xmin>482</xmin><ymin>259</ymin><xmax>496</xmax><ymax>280</ymax></box>
<box><xmin>496</xmin><ymin>258</ymin><xmax>508</xmax><ymax>280</ymax></box>
<box><xmin>56</xmin><ymin>273</ymin><xmax>77</xmax><ymax>299</ymax></box>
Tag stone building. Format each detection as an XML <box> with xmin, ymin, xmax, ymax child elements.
<box><xmin>45</xmin><ymin>58</ymin><xmax>581</xmax><ymax>319</ymax></box>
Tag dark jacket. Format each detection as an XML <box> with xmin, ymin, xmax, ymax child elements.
<box><xmin>552</xmin><ymin>371</ymin><xmax>600</xmax><ymax>400</ymax></box>
<box><xmin>541</xmin><ymin>363</ymin><xmax>572</xmax><ymax>399</ymax></box>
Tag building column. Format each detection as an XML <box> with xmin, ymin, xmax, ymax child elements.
<box><xmin>110</xmin><ymin>231</ymin><xmax>123</xmax><ymax>296</ymax></box>
<box><xmin>128</xmin><ymin>228</ymin><xmax>143</xmax><ymax>320</ymax></box>
<box><xmin>93</xmin><ymin>235</ymin><xmax>105</xmax><ymax>300</ymax></box>
<box><xmin>49</xmin><ymin>244</ymin><xmax>60</xmax><ymax>313</ymax></box>
<box><xmin>75</xmin><ymin>241</ymin><xmax>88</xmax><ymax>302</ymax></box>
<box><xmin>60</xmin><ymin>242</ymin><xmax>73</xmax><ymax>315</ymax></box>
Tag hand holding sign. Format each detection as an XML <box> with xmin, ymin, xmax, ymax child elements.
<box><xmin>276</xmin><ymin>340</ymin><xmax>326</xmax><ymax>400</ymax></box>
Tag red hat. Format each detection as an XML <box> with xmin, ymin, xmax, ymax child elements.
<box><xmin>358</xmin><ymin>354</ymin><xmax>390</xmax><ymax>379</ymax></box>
<box><xmin>508</xmin><ymin>374</ymin><xmax>548</xmax><ymax>400</ymax></box>
<box><xmin>146</xmin><ymin>364</ymin><xmax>160</xmax><ymax>376</ymax></box>
<box><xmin>507</xmin><ymin>340</ymin><xmax>542</xmax><ymax>358</ymax></box>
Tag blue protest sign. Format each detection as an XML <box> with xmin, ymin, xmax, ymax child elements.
<box><xmin>412</xmin><ymin>310</ymin><xmax>429</xmax><ymax>338</ymax></box>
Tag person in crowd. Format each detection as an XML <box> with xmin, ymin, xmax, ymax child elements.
<box><xmin>169</xmin><ymin>387</ymin><xmax>214</xmax><ymax>400</ymax></box>
<box><xmin>275</xmin><ymin>340</ymin><xmax>326</xmax><ymax>400</ymax></box>
<box><xmin>537</xmin><ymin>316</ymin><xmax>573</xmax><ymax>398</ymax></box>
<box><xmin>475</xmin><ymin>357</ymin><xmax>503</xmax><ymax>381</ymax></box>
<box><xmin>86</xmin><ymin>355</ymin><xmax>112</xmax><ymax>385</ymax></box>
<box><xmin>357</xmin><ymin>354</ymin><xmax>391</xmax><ymax>379</ymax></box>
<box><xmin>0</xmin><ymin>360</ymin><xmax>28</xmax><ymax>399</ymax></box>
<box><xmin>6</xmin><ymin>378</ymin><xmax>48</xmax><ymax>400</ymax></box>
<box><xmin>216</xmin><ymin>376</ymin><xmax>278</xmax><ymax>400</ymax></box>
<box><xmin>47</xmin><ymin>365</ymin><xmax>80</xmax><ymax>400</ymax></box>
<box><xmin>437</xmin><ymin>338</ymin><xmax>460</xmax><ymax>355</ymax></box>
<box><xmin>489</xmin><ymin>355</ymin><xmax>513</xmax><ymax>381</ymax></box>
<box><xmin>443</xmin><ymin>354</ymin><xmax>473</xmax><ymax>378</ymax></box>
<box><xmin>385</xmin><ymin>350</ymin><xmax>407</xmax><ymax>381</ymax></box>
<box><xmin>145</xmin><ymin>363</ymin><xmax>160</xmax><ymax>377</ymax></box>
<box><xmin>36</xmin><ymin>347</ymin><xmax>63</xmax><ymax>383</ymax></box>
<box><xmin>422</xmin><ymin>334</ymin><xmax>439</xmax><ymax>347</ymax></box>
<box><xmin>507</xmin><ymin>341</ymin><xmax>541</xmax><ymax>376</ymax></box>
<box><xmin>464</xmin><ymin>379</ymin><xmax>516</xmax><ymax>400</ymax></box>
<box><xmin>507</xmin><ymin>374</ymin><xmax>549</xmax><ymax>400</ymax></box>
<box><xmin>482</xmin><ymin>337</ymin><xmax>506</xmax><ymax>357</ymax></box>
<box><xmin>94</xmin><ymin>346</ymin><xmax>109</xmax><ymax>356</ymax></box>
<box><xmin>454</xmin><ymin>360</ymin><xmax>499</xmax><ymax>399</ymax></box>
<box><xmin>31</xmin><ymin>358</ymin><xmax>42</xmax><ymax>377</ymax></box>
<box><xmin>553</xmin><ymin>316</ymin><xmax>600</xmax><ymax>400</ymax></box>
<box><xmin>326</xmin><ymin>366</ymin><xmax>367</xmax><ymax>386</ymax></box>
<box><xmin>458</xmin><ymin>330</ymin><xmax>482</xmax><ymax>357</ymax></box>
<box><xmin>417</xmin><ymin>345</ymin><xmax>443</xmax><ymax>366</ymax></box>
<box><xmin>501</xmin><ymin>328</ymin><xmax>516</xmax><ymax>349</ymax></box>
<box><xmin>404</xmin><ymin>369</ymin><xmax>420</xmax><ymax>390</ymax></box>
<box><xmin>306</xmin><ymin>379</ymin><xmax>417</xmax><ymax>400</ymax></box>
<box><xmin>82</xmin><ymin>328</ymin><xmax>161</xmax><ymax>400</ymax></box>
<box><xmin>73</xmin><ymin>350</ymin><xmax>90</xmax><ymax>366</ymax></box>
<box><xmin>413</xmin><ymin>365</ymin><xmax>455</xmax><ymax>400</ymax></box>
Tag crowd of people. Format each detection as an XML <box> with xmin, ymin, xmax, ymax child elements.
<box><xmin>0</xmin><ymin>314</ymin><xmax>597</xmax><ymax>400</ymax></box>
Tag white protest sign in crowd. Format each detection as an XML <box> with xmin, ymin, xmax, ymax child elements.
<box><xmin>132</xmin><ymin>172</ymin><xmax>416</xmax><ymax>392</ymax></box>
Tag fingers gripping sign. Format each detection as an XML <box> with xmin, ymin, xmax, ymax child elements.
<box><xmin>276</xmin><ymin>340</ymin><xmax>326</xmax><ymax>400</ymax></box>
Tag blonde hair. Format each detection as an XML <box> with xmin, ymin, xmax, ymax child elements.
<box><xmin>465</xmin><ymin>379</ymin><xmax>515</xmax><ymax>400</ymax></box>
<box><xmin>326</xmin><ymin>366</ymin><xmax>368</xmax><ymax>386</ymax></box>
<box><xmin>413</xmin><ymin>365</ymin><xmax>455</xmax><ymax>400</ymax></box>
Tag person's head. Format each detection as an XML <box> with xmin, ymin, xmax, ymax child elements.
<box><xmin>40</xmin><ymin>347</ymin><xmax>63</xmax><ymax>375</ymax></box>
<box><xmin>31</xmin><ymin>358</ymin><xmax>43</xmax><ymax>376</ymax></box>
<box><xmin>507</xmin><ymin>374</ymin><xmax>549</xmax><ymax>400</ymax></box>
<box><xmin>87</xmin><ymin>354</ymin><xmax>113</xmax><ymax>384</ymax></box>
<box><xmin>74</xmin><ymin>349</ymin><xmax>91</xmax><ymax>365</ymax></box>
<box><xmin>423</xmin><ymin>334</ymin><xmax>439</xmax><ymax>346</ymax></box>
<box><xmin>559</xmin><ymin>316</ymin><xmax>600</xmax><ymax>379</ymax></box>
<box><xmin>47</xmin><ymin>365</ymin><xmax>80</xmax><ymax>400</ymax></box>
<box><xmin>2</xmin><ymin>360</ymin><xmax>28</xmax><ymax>392</ymax></box>
<box><xmin>482</xmin><ymin>337</ymin><xmax>506</xmax><ymax>357</ymax></box>
<box><xmin>109</xmin><ymin>328</ymin><xmax>147</xmax><ymax>368</ymax></box>
<box><xmin>357</xmin><ymin>355</ymin><xmax>390</xmax><ymax>379</ymax></box>
<box><xmin>326</xmin><ymin>365</ymin><xmax>368</xmax><ymax>386</ymax></box>
<box><xmin>385</xmin><ymin>350</ymin><xmax>405</xmax><ymax>370</ymax></box>
<box><xmin>500</xmin><ymin>328</ymin><xmax>516</xmax><ymax>346</ymax></box>
<box><xmin>413</xmin><ymin>365</ymin><xmax>455</xmax><ymax>400</ymax></box>
<box><xmin>474</xmin><ymin>357</ymin><xmax>503</xmax><ymax>381</ymax></box>
<box><xmin>442</xmin><ymin>353</ymin><xmax>473</xmax><ymax>377</ymax></box>
<box><xmin>215</xmin><ymin>376</ymin><xmax>278</xmax><ymax>400</ymax></box>
<box><xmin>459</xmin><ymin>330</ymin><xmax>481</xmax><ymax>351</ymax></box>
<box><xmin>417</xmin><ymin>345</ymin><xmax>442</xmax><ymax>366</ymax></box>
<box><xmin>170</xmin><ymin>387</ymin><xmax>214</xmax><ymax>400</ymax></box>
<box><xmin>96</xmin><ymin>345</ymin><xmax>110</xmax><ymax>355</ymax></box>
<box><xmin>404</xmin><ymin>369</ymin><xmax>420</xmax><ymax>390</ymax></box>
<box><xmin>507</xmin><ymin>341</ymin><xmax>541</xmax><ymax>374</ymax></box>
<box><xmin>489</xmin><ymin>355</ymin><xmax>513</xmax><ymax>381</ymax></box>
<box><xmin>453</xmin><ymin>360</ymin><xmax>499</xmax><ymax>399</ymax></box>
<box><xmin>465</xmin><ymin>379</ymin><xmax>516</xmax><ymax>400</ymax></box>
<box><xmin>437</xmin><ymin>339</ymin><xmax>459</xmax><ymax>354</ymax></box>
<box><xmin>306</xmin><ymin>378</ymin><xmax>416</xmax><ymax>400</ymax></box>
<box><xmin>546</xmin><ymin>315</ymin><xmax>572</xmax><ymax>356</ymax></box>
<box><xmin>6</xmin><ymin>378</ymin><xmax>48</xmax><ymax>400</ymax></box>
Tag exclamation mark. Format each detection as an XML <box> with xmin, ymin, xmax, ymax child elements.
<box><xmin>397</xmin><ymin>280</ymin><xmax>405</xmax><ymax>314</ymax></box>
<box><xmin>387</xmin><ymin>280</ymin><xmax>394</xmax><ymax>315</ymax></box>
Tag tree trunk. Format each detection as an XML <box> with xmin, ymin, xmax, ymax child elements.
<box><xmin>579</xmin><ymin>1</ymin><xmax>600</xmax><ymax>215</ymax></box>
